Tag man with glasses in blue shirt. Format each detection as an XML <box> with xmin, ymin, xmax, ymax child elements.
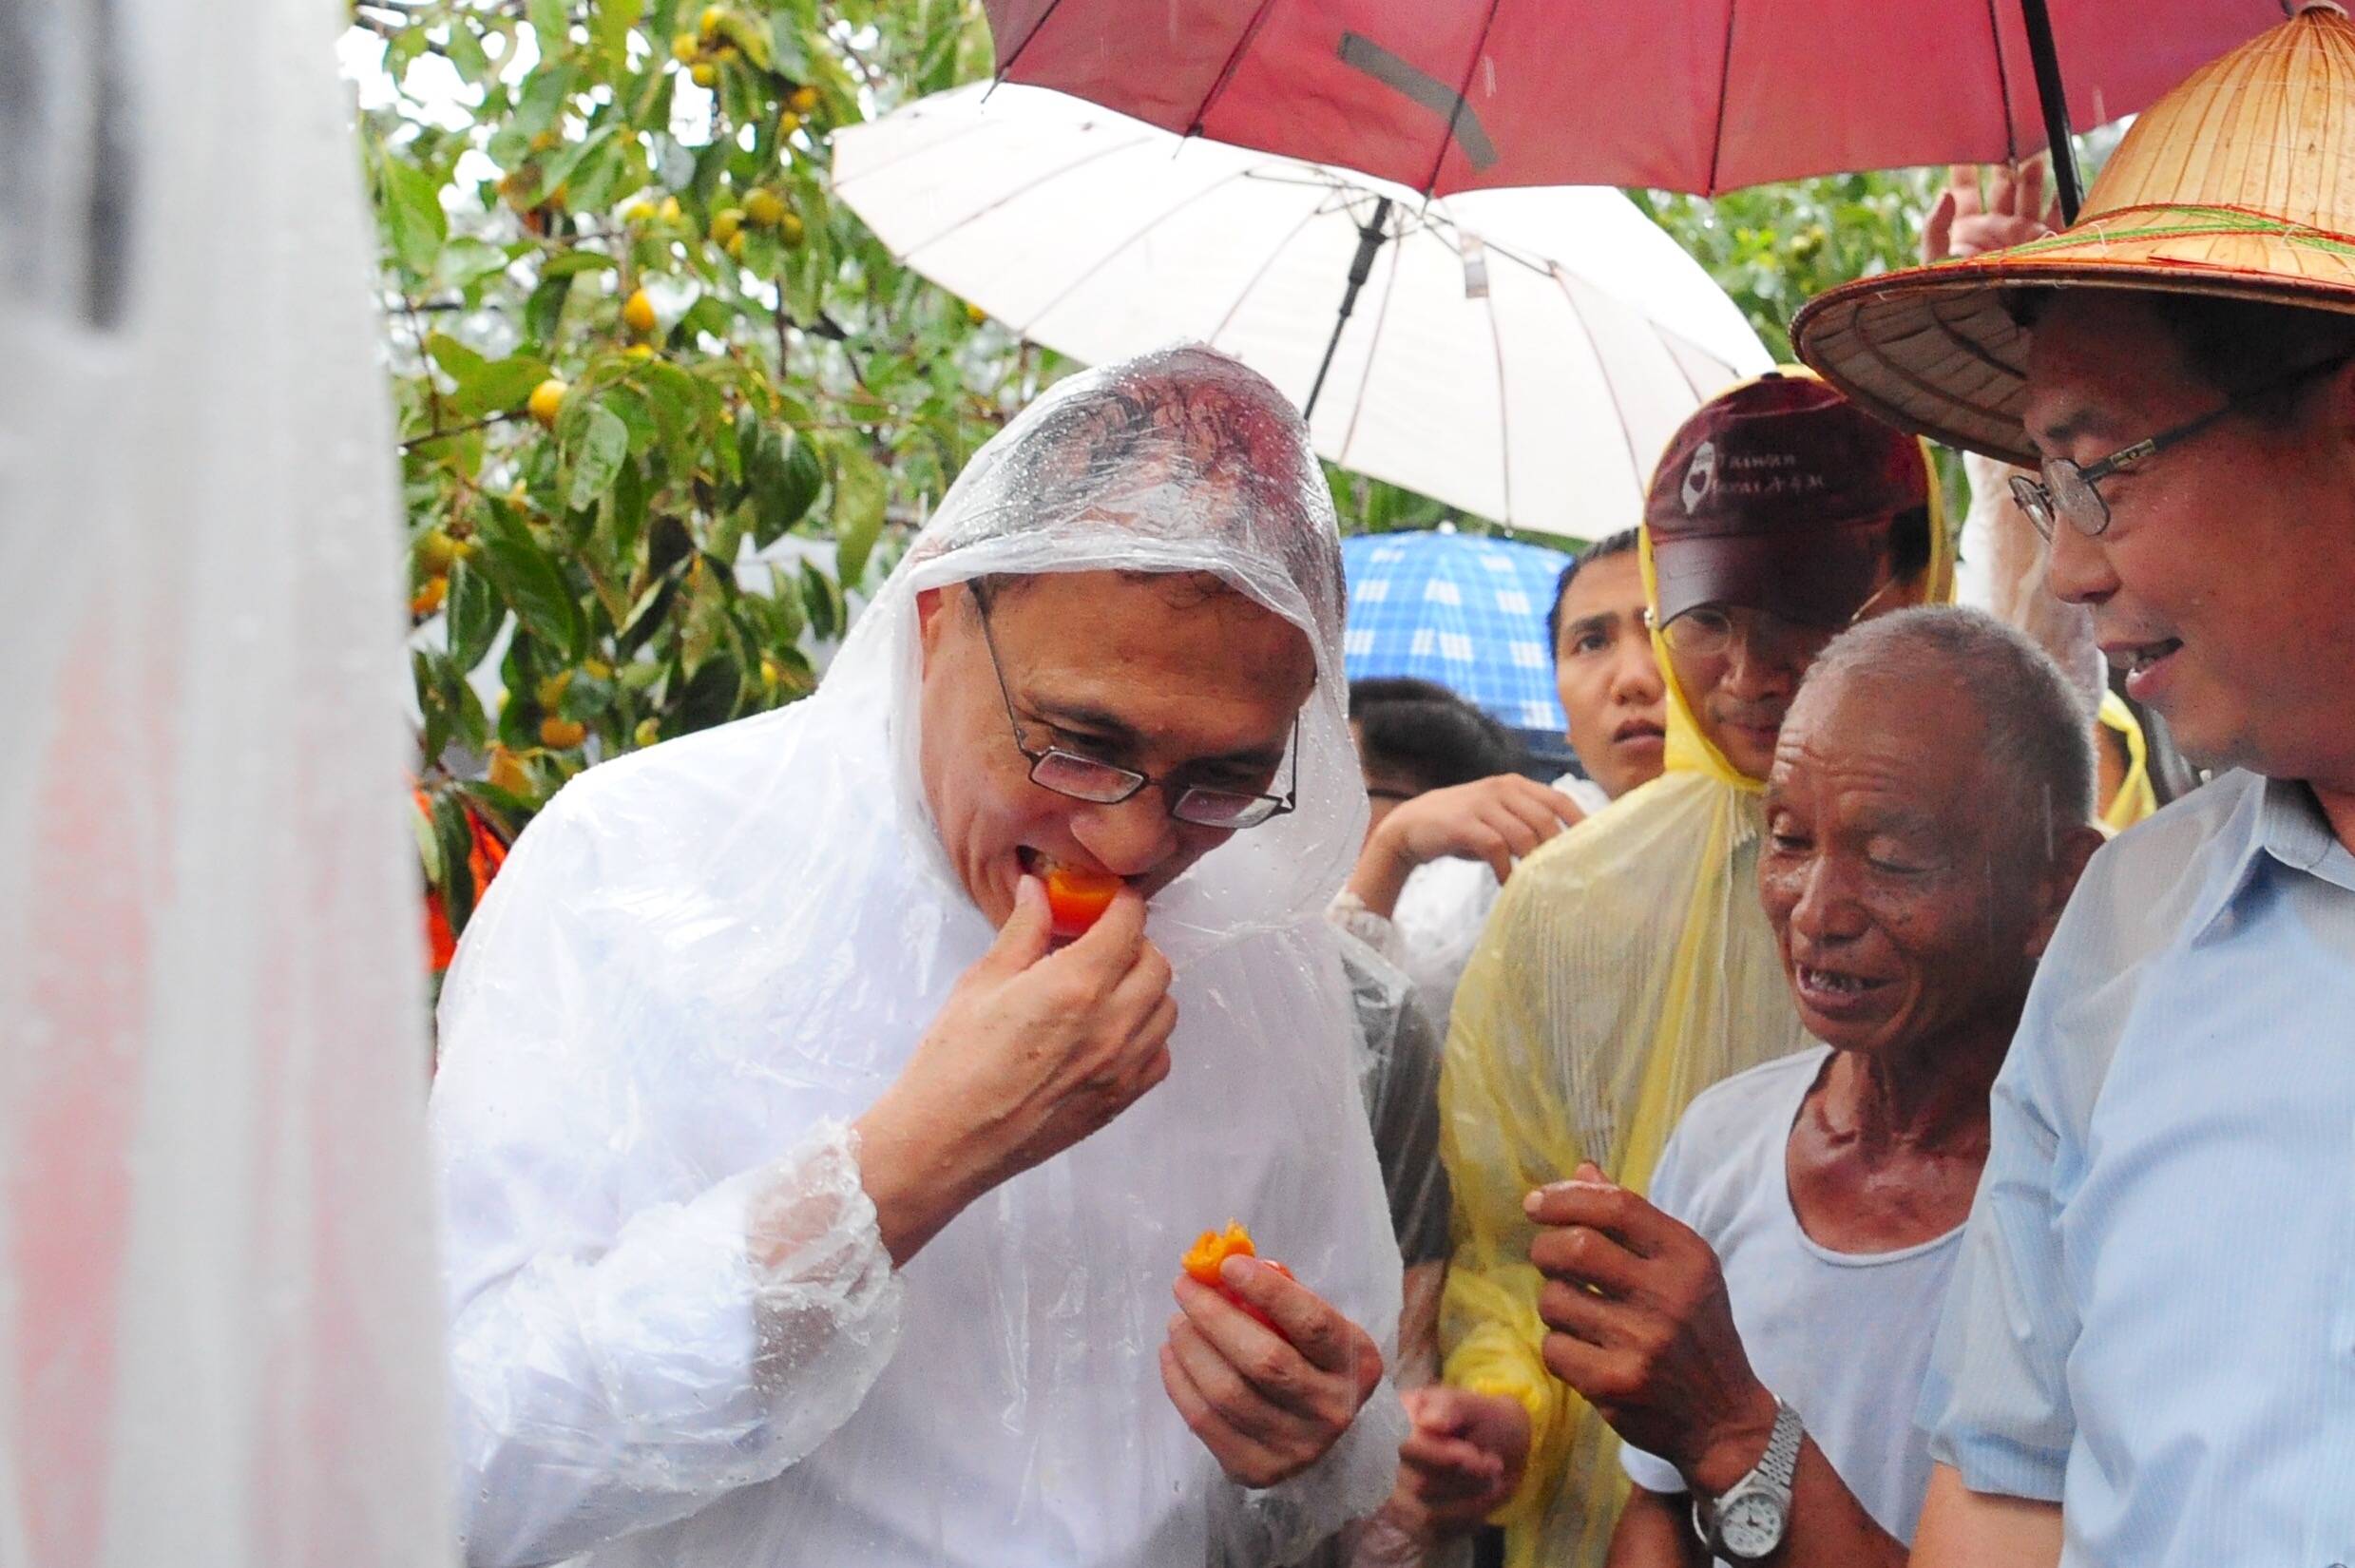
<box><xmin>1795</xmin><ymin>9</ymin><xmax>2355</xmax><ymax>1565</ymax></box>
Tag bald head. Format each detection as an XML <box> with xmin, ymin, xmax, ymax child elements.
<box><xmin>1799</xmin><ymin>605</ymin><xmax>2097</xmax><ymax>864</ymax></box>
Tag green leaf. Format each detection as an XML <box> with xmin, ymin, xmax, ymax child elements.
<box><xmin>523</xmin><ymin>273</ymin><xmax>574</xmax><ymax>349</ymax></box>
<box><xmin>566</xmin><ymin>404</ymin><xmax>630</xmax><ymax>510</ymax></box>
<box><xmin>679</xmin><ymin>295</ymin><xmax>735</xmax><ymax>340</ymax></box>
<box><xmin>672</xmin><ymin>652</ymin><xmax>742</xmax><ymax>734</ymax></box>
<box><xmin>433</xmin><ymin>237</ymin><xmax>510</xmax><ymax>294</ymax></box>
<box><xmin>749</xmin><ymin>427</ymin><xmax>822</xmax><ymax>545</ymax></box>
<box><xmin>608</xmin><ymin>455</ymin><xmax>649</xmax><ymax>562</ymax></box>
<box><xmin>540</xmin><ymin>249</ymin><xmax>621</xmax><ymax>277</ymax></box>
<box><xmin>830</xmin><ymin>442</ymin><xmax>887</xmax><ymax>588</ymax></box>
<box><xmin>532</xmin><ymin>123</ymin><xmax>620</xmax><ymax>206</ymax></box>
<box><xmin>527</xmin><ymin>0</ymin><xmax>569</xmax><ymax>53</ymax></box>
<box><xmin>799</xmin><ymin>557</ymin><xmax>843</xmax><ymax>641</ymax></box>
<box><xmin>591</xmin><ymin>0</ymin><xmax>643</xmax><ymax>69</ymax></box>
<box><xmin>425</xmin><ymin>331</ymin><xmax>490</xmax><ymax>386</ymax></box>
<box><xmin>444</xmin><ymin>21</ymin><xmax>492</xmax><ymax>84</ymax></box>
<box><xmin>617</xmin><ymin>571</ymin><xmax>677</xmax><ymax>655</ymax></box>
<box><xmin>381</xmin><ymin>154</ymin><xmax>448</xmax><ymax>276</ymax></box>
<box><xmin>450</xmin><ymin>353</ymin><xmax>554</xmax><ymax>420</ymax></box>
<box><xmin>412</xmin><ymin>786</ymin><xmax>443</xmax><ymax>885</ymax></box>
<box><xmin>477</xmin><ymin>532</ymin><xmax>586</xmax><ymax>665</ymax></box>
<box><xmin>431</xmin><ymin>788</ymin><xmax>478</xmax><ymax>927</ymax></box>
<box><xmin>603</xmin><ymin>383</ymin><xmax>659</xmax><ymax>456</ymax></box>
<box><xmin>446</xmin><ymin>556</ymin><xmax>505</xmax><ymax>671</ymax></box>
<box><xmin>768</xmin><ymin>13</ymin><xmax>811</xmax><ymax>79</ymax></box>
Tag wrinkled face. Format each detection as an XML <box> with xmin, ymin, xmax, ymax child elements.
<box><xmin>1759</xmin><ymin>670</ymin><xmax>2054</xmax><ymax>1057</ymax></box>
<box><xmin>2028</xmin><ymin>294</ymin><xmax>2355</xmax><ymax>781</ymax></box>
<box><xmin>1553</xmin><ymin>552</ymin><xmax>1666</xmax><ymax>799</ymax></box>
<box><xmin>917</xmin><ymin>570</ymin><xmax>1318</xmax><ymax>927</ymax></box>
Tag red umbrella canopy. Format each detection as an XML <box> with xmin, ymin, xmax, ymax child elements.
<box><xmin>984</xmin><ymin>0</ymin><xmax>2286</xmax><ymax>197</ymax></box>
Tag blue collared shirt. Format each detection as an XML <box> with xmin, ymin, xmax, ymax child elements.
<box><xmin>1923</xmin><ymin>770</ymin><xmax>2355</xmax><ymax>1566</ymax></box>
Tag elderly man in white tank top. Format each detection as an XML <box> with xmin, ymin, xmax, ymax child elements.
<box><xmin>1521</xmin><ymin>607</ymin><xmax>2101</xmax><ymax>1566</ymax></box>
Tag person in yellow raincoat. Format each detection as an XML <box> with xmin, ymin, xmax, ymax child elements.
<box><xmin>1385</xmin><ymin>373</ymin><xmax>1951</xmax><ymax>1568</ymax></box>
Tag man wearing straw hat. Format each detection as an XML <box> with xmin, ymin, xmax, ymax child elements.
<box><xmin>1796</xmin><ymin>7</ymin><xmax>2355</xmax><ymax>1563</ymax></box>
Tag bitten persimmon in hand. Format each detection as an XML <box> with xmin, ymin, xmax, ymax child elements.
<box><xmin>1181</xmin><ymin>1220</ymin><xmax>1294</xmax><ymax>1331</ymax></box>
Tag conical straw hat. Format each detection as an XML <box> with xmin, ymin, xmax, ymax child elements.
<box><xmin>1794</xmin><ymin>3</ymin><xmax>2355</xmax><ymax>467</ymax></box>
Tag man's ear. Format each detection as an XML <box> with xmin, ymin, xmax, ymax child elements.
<box><xmin>2024</xmin><ymin>823</ymin><xmax>2105</xmax><ymax>961</ymax></box>
<box><xmin>915</xmin><ymin>585</ymin><xmax>951</xmax><ymax>673</ymax></box>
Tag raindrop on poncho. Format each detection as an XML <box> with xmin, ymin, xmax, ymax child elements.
<box><xmin>431</xmin><ymin>344</ymin><xmax>1407</xmax><ymax>1566</ymax></box>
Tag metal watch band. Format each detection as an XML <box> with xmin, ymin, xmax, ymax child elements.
<box><xmin>1755</xmin><ymin>1398</ymin><xmax>1804</xmax><ymax>1494</ymax></box>
<box><xmin>1691</xmin><ymin>1399</ymin><xmax>1806</xmax><ymax>1560</ymax></box>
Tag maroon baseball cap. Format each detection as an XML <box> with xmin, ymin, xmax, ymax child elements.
<box><xmin>1645</xmin><ymin>373</ymin><xmax>1930</xmax><ymax>629</ymax></box>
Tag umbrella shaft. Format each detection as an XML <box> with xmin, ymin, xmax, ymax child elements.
<box><xmin>1305</xmin><ymin>196</ymin><xmax>1393</xmax><ymax>422</ymax></box>
<box><xmin>2019</xmin><ymin>0</ymin><xmax>2085</xmax><ymax>223</ymax></box>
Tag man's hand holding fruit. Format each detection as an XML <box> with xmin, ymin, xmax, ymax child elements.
<box><xmin>851</xmin><ymin>871</ymin><xmax>1176</xmax><ymax>1265</ymax></box>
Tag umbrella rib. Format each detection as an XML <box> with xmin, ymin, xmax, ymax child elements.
<box><xmin>1983</xmin><ymin>0</ymin><xmax>2023</xmax><ymax>163</ymax></box>
<box><xmin>836</xmin><ymin>98</ymin><xmax>1153</xmax><ymax>200</ymax></box>
<box><xmin>886</xmin><ymin>132</ymin><xmax>1182</xmax><ymax>262</ymax></box>
<box><xmin>1010</xmin><ymin>167</ymin><xmax>1276</xmax><ymax>336</ymax></box>
<box><xmin>1185</xmin><ymin>0</ymin><xmax>1286</xmax><ymax>134</ymax></box>
<box><xmin>1480</xmin><ymin>247</ymin><xmax>1514</xmax><ymax>526</ymax></box>
<box><xmin>1421</xmin><ymin>0</ymin><xmax>1508</xmax><ymax>195</ymax></box>
<box><xmin>1706</xmin><ymin>0</ymin><xmax>1738</xmax><ymax>194</ymax></box>
<box><xmin>1207</xmin><ymin>196</ymin><xmax>1339</xmax><ymax>343</ymax></box>
<box><xmin>1550</xmin><ymin>263</ymin><xmax>1650</xmax><ymax>506</ymax></box>
<box><xmin>995</xmin><ymin>0</ymin><xmax>1071</xmax><ymax>81</ymax></box>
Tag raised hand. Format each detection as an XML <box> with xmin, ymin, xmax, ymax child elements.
<box><xmin>1348</xmin><ymin>774</ymin><xmax>1587</xmax><ymax>918</ymax></box>
<box><xmin>852</xmin><ymin>874</ymin><xmax>1178</xmax><ymax>1264</ymax></box>
<box><xmin>1525</xmin><ymin>1164</ymin><xmax>1778</xmax><ymax>1499</ymax></box>
<box><xmin>1922</xmin><ymin>161</ymin><xmax>2060</xmax><ymax>264</ymax></box>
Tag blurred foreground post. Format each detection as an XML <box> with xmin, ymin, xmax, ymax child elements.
<box><xmin>0</xmin><ymin>0</ymin><xmax>450</xmax><ymax>1562</ymax></box>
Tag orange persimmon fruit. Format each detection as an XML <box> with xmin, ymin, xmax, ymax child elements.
<box><xmin>1180</xmin><ymin>1219</ymin><xmax>1293</xmax><ymax>1332</ymax></box>
<box><xmin>1042</xmin><ymin>863</ymin><xmax>1122</xmax><ymax>939</ymax></box>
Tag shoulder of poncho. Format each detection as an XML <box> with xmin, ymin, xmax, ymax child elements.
<box><xmin>523</xmin><ymin>699</ymin><xmax>867</xmax><ymax>882</ymax></box>
<box><xmin>1503</xmin><ymin>772</ymin><xmax>1741</xmax><ymax>897</ymax></box>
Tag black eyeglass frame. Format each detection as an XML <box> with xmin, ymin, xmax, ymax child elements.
<box><xmin>968</xmin><ymin>584</ymin><xmax>1300</xmax><ymax>831</ymax></box>
<box><xmin>2012</xmin><ymin>353</ymin><xmax>2355</xmax><ymax>542</ymax></box>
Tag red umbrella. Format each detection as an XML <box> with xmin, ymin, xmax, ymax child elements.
<box><xmin>983</xmin><ymin>0</ymin><xmax>2285</xmax><ymax>216</ymax></box>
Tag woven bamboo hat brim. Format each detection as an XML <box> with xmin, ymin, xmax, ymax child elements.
<box><xmin>1794</xmin><ymin>2</ymin><xmax>2355</xmax><ymax>467</ymax></box>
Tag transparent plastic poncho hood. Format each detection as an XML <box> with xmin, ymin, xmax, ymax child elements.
<box><xmin>432</xmin><ymin>344</ymin><xmax>1404</xmax><ymax>1567</ymax></box>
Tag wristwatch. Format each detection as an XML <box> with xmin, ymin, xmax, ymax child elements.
<box><xmin>1691</xmin><ymin>1399</ymin><xmax>1804</xmax><ymax>1562</ymax></box>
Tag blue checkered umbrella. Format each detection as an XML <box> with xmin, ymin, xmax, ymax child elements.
<box><xmin>1341</xmin><ymin>530</ymin><xmax>1571</xmax><ymax>733</ymax></box>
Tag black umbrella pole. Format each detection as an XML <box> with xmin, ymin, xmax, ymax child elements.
<box><xmin>2020</xmin><ymin>0</ymin><xmax>2085</xmax><ymax>223</ymax></box>
<box><xmin>1304</xmin><ymin>196</ymin><xmax>1393</xmax><ymax>424</ymax></box>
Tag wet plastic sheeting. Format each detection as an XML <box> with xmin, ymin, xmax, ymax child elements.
<box><xmin>0</xmin><ymin>0</ymin><xmax>450</xmax><ymax>1562</ymax></box>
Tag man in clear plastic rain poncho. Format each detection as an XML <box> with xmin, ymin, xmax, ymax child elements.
<box><xmin>1399</xmin><ymin>373</ymin><xmax>1949</xmax><ymax>1568</ymax></box>
<box><xmin>431</xmin><ymin>345</ymin><xmax>1407</xmax><ymax>1567</ymax></box>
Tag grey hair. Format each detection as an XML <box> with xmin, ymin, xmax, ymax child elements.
<box><xmin>1805</xmin><ymin>605</ymin><xmax>2098</xmax><ymax>851</ymax></box>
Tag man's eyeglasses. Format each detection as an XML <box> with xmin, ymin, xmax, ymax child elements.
<box><xmin>1643</xmin><ymin>575</ymin><xmax>1902</xmax><ymax>662</ymax></box>
<box><xmin>2011</xmin><ymin>353</ymin><xmax>2354</xmax><ymax>542</ymax></box>
<box><xmin>970</xmin><ymin>585</ymin><xmax>1299</xmax><ymax>832</ymax></box>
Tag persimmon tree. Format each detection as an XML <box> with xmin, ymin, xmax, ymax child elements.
<box><xmin>357</xmin><ymin>0</ymin><xmax>1052</xmax><ymax>961</ymax></box>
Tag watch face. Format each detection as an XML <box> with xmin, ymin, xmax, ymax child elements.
<box><xmin>1719</xmin><ymin>1490</ymin><xmax>1787</xmax><ymax>1558</ymax></box>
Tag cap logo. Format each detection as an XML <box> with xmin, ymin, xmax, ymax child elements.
<box><xmin>1681</xmin><ymin>440</ymin><xmax>1716</xmax><ymax>513</ymax></box>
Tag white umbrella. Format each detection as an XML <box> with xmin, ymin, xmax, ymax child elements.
<box><xmin>833</xmin><ymin>83</ymin><xmax>1772</xmax><ymax>541</ymax></box>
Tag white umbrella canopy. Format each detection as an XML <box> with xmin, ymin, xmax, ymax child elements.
<box><xmin>833</xmin><ymin>83</ymin><xmax>1771</xmax><ymax>541</ymax></box>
